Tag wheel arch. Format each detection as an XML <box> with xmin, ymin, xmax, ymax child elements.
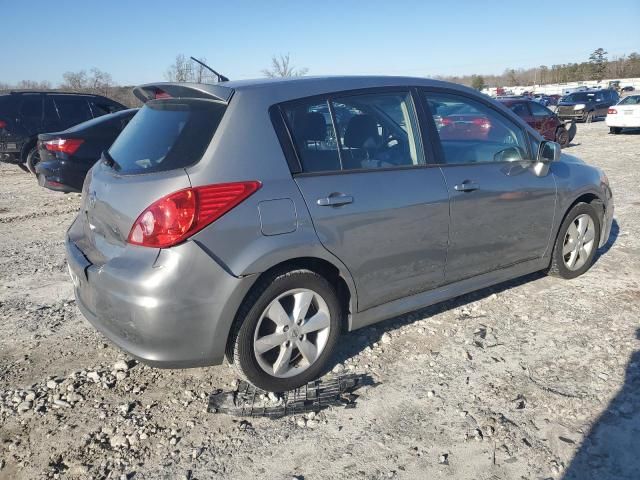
<box><xmin>553</xmin><ymin>192</ymin><xmax>605</xmax><ymax>253</ymax></box>
<box><xmin>224</xmin><ymin>256</ymin><xmax>355</xmax><ymax>362</ymax></box>
<box><xmin>20</xmin><ymin>136</ymin><xmax>38</xmax><ymax>163</ymax></box>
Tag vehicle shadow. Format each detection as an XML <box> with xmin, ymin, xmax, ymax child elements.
<box><xmin>331</xmin><ymin>270</ymin><xmax>546</xmax><ymax>368</ymax></box>
<box><xmin>562</xmin><ymin>328</ymin><xmax>640</xmax><ymax>479</ymax></box>
<box><xmin>593</xmin><ymin>218</ymin><xmax>620</xmax><ymax>264</ymax></box>
<box><xmin>616</xmin><ymin>128</ymin><xmax>640</xmax><ymax>135</ymax></box>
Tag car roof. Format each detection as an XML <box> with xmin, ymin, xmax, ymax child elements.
<box><xmin>137</xmin><ymin>76</ymin><xmax>480</xmax><ymax>104</ymax></box>
<box><xmin>6</xmin><ymin>90</ymin><xmax>99</xmax><ymax>96</ymax></box>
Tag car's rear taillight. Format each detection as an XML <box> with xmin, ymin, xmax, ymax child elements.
<box><xmin>0</xmin><ymin>120</ymin><xmax>6</xmax><ymax>129</ymax></box>
<box><xmin>472</xmin><ymin>117</ymin><xmax>491</xmax><ymax>129</ymax></box>
<box><xmin>127</xmin><ymin>181</ymin><xmax>261</xmax><ymax>248</ymax></box>
<box><xmin>43</xmin><ymin>138</ymin><xmax>84</xmax><ymax>155</ymax></box>
<box><xmin>608</xmin><ymin>108</ymin><xmax>617</xmax><ymax>115</ymax></box>
<box><xmin>154</xmin><ymin>88</ymin><xmax>172</xmax><ymax>99</ymax></box>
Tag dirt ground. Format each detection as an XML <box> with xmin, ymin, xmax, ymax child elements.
<box><xmin>1</xmin><ymin>121</ymin><xmax>639</xmax><ymax>480</ymax></box>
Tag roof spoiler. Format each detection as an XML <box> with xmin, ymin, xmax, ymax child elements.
<box><xmin>133</xmin><ymin>82</ymin><xmax>234</xmax><ymax>104</ymax></box>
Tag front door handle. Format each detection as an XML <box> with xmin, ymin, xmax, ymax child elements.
<box><xmin>317</xmin><ymin>193</ymin><xmax>354</xmax><ymax>207</ymax></box>
<box><xmin>454</xmin><ymin>181</ymin><xmax>480</xmax><ymax>192</ymax></box>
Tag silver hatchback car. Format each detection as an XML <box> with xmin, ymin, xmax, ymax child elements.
<box><xmin>66</xmin><ymin>77</ymin><xmax>613</xmax><ymax>391</ymax></box>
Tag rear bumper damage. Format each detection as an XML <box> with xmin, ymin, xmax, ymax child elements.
<box><xmin>66</xmin><ymin>220</ymin><xmax>257</xmax><ymax>368</ymax></box>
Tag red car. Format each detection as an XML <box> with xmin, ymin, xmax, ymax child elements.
<box><xmin>498</xmin><ymin>98</ymin><xmax>576</xmax><ymax>147</ymax></box>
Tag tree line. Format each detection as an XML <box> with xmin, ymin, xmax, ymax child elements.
<box><xmin>2</xmin><ymin>49</ymin><xmax>639</xmax><ymax>103</ymax></box>
<box><xmin>0</xmin><ymin>68</ymin><xmax>139</xmax><ymax>107</ymax></box>
<box><xmin>447</xmin><ymin>49</ymin><xmax>640</xmax><ymax>90</ymax></box>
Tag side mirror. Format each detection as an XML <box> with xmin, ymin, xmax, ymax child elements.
<box><xmin>494</xmin><ymin>146</ymin><xmax>524</xmax><ymax>163</ymax></box>
<box><xmin>537</xmin><ymin>140</ymin><xmax>561</xmax><ymax>163</ymax></box>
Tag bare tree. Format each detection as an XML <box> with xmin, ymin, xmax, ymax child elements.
<box><xmin>165</xmin><ymin>54</ymin><xmax>217</xmax><ymax>83</ymax></box>
<box><xmin>165</xmin><ymin>54</ymin><xmax>192</xmax><ymax>82</ymax></box>
<box><xmin>88</xmin><ymin>68</ymin><xmax>114</xmax><ymax>96</ymax></box>
<box><xmin>61</xmin><ymin>70</ymin><xmax>88</xmax><ymax>91</ymax></box>
<box><xmin>262</xmin><ymin>54</ymin><xmax>308</xmax><ymax>78</ymax></box>
<box><xmin>13</xmin><ymin>80</ymin><xmax>51</xmax><ymax>90</ymax></box>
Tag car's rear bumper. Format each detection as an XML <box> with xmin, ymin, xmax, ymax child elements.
<box><xmin>35</xmin><ymin>159</ymin><xmax>87</xmax><ymax>193</ymax></box>
<box><xmin>605</xmin><ymin>116</ymin><xmax>640</xmax><ymax>128</ymax></box>
<box><xmin>66</xmin><ymin>222</ymin><xmax>257</xmax><ymax>368</ymax></box>
<box><xmin>0</xmin><ymin>140</ymin><xmax>24</xmax><ymax>163</ymax></box>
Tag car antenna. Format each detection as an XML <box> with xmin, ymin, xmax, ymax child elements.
<box><xmin>190</xmin><ymin>56</ymin><xmax>229</xmax><ymax>83</ymax></box>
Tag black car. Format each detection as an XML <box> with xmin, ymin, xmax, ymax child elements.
<box><xmin>0</xmin><ymin>91</ymin><xmax>126</xmax><ymax>172</ymax></box>
<box><xmin>556</xmin><ymin>89</ymin><xmax>619</xmax><ymax>122</ymax></box>
<box><xmin>35</xmin><ymin>109</ymin><xmax>138</xmax><ymax>193</ymax></box>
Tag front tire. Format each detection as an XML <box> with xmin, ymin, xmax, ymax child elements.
<box><xmin>548</xmin><ymin>203</ymin><xmax>601</xmax><ymax>279</ymax></box>
<box><xmin>230</xmin><ymin>269</ymin><xmax>342</xmax><ymax>392</ymax></box>
<box><xmin>556</xmin><ymin>126</ymin><xmax>570</xmax><ymax>147</ymax></box>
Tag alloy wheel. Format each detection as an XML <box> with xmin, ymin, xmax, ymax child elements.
<box><xmin>562</xmin><ymin>214</ymin><xmax>596</xmax><ymax>271</ymax></box>
<box><xmin>253</xmin><ymin>288</ymin><xmax>331</xmax><ymax>378</ymax></box>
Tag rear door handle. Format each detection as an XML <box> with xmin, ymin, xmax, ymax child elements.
<box><xmin>317</xmin><ymin>193</ymin><xmax>354</xmax><ymax>207</ymax></box>
<box><xmin>454</xmin><ymin>181</ymin><xmax>480</xmax><ymax>192</ymax></box>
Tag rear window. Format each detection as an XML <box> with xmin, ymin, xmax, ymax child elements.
<box><xmin>108</xmin><ymin>99</ymin><xmax>226</xmax><ymax>174</ymax></box>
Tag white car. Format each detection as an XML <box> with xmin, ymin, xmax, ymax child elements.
<box><xmin>606</xmin><ymin>95</ymin><xmax>640</xmax><ymax>134</ymax></box>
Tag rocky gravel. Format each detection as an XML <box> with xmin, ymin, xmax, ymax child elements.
<box><xmin>1</xmin><ymin>122</ymin><xmax>639</xmax><ymax>479</ymax></box>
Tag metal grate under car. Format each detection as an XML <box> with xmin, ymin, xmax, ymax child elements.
<box><xmin>208</xmin><ymin>374</ymin><xmax>374</xmax><ymax>418</ymax></box>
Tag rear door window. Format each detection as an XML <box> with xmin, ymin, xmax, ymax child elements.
<box><xmin>19</xmin><ymin>95</ymin><xmax>43</xmax><ymax>126</ymax></box>
<box><xmin>282</xmin><ymin>100</ymin><xmax>341</xmax><ymax>173</ymax></box>
<box><xmin>53</xmin><ymin>96</ymin><xmax>93</xmax><ymax>127</ymax></box>
<box><xmin>282</xmin><ymin>90</ymin><xmax>424</xmax><ymax>173</ymax></box>
<box><xmin>331</xmin><ymin>91</ymin><xmax>424</xmax><ymax>170</ymax></box>
<box><xmin>108</xmin><ymin>99</ymin><xmax>226</xmax><ymax>174</ymax></box>
<box><xmin>90</xmin><ymin>99</ymin><xmax>123</xmax><ymax>117</ymax></box>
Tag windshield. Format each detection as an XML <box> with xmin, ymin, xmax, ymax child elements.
<box><xmin>563</xmin><ymin>93</ymin><xmax>596</xmax><ymax>103</ymax></box>
<box><xmin>108</xmin><ymin>99</ymin><xmax>226</xmax><ymax>174</ymax></box>
<box><xmin>618</xmin><ymin>95</ymin><xmax>640</xmax><ymax>105</ymax></box>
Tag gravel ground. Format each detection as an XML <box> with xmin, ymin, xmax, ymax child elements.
<box><xmin>1</xmin><ymin>121</ymin><xmax>639</xmax><ymax>480</ymax></box>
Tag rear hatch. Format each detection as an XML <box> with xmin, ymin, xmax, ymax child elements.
<box><xmin>74</xmin><ymin>94</ymin><xmax>228</xmax><ymax>266</ymax></box>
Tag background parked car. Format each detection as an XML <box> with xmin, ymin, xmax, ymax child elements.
<box><xmin>35</xmin><ymin>109</ymin><xmax>138</xmax><ymax>192</ymax></box>
<box><xmin>621</xmin><ymin>86</ymin><xmax>635</xmax><ymax>93</ymax></box>
<box><xmin>606</xmin><ymin>94</ymin><xmax>640</xmax><ymax>134</ymax></box>
<box><xmin>0</xmin><ymin>91</ymin><xmax>126</xmax><ymax>172</ymax></box>
<box><xmin>532</xmin><ymin>94</ymin><xmax>551</xmax><ymax>106</ymax></box>
<box><xmin>557</xmin><ymin>89</ymin><xmax>619</xmax><ymax>122</ymax></box>
<box><xmin>498</xmin><ymin>98</ymin><xmax>576</xmax><ymax>147</ymax></box>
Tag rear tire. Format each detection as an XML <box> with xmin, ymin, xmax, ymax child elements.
<box><xmin>548</xmin><ymin>202</ymin><xmax>601</xmax><ymax>279</ymax></box>
<box><xmin>230</xmin><ymin>269</ymin><xmax>342</xmax><ymax>392</ymax></box>
<box><xmin>556</xmin><ymin>126</ymin><xmax>570</xmax><ymax>147</ymax></box>
<box><xmin>609</xmin><ymin>127</ymin><xmax>622</xmax><ymax>135</ymax></box>
<box><xmin>26</xmin><ymin>146</ymin><xmax>40</xmax><ymax>175</ymax></box>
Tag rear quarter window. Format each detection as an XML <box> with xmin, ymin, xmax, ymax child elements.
<box><xmin>108</xmin><ymin>99</ymin><xmax>226</xmax><ymax>174</ymax></box>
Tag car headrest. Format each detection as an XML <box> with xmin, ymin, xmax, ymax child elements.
<box><xmin>344</xmin><ymin>114</ymin><xmax>380</xmax><ymax>148</ymax></box>
<box><xmin>295</xmin><ymin>112</ymin><xmax>326</xmax><ymax>142</ymax></box>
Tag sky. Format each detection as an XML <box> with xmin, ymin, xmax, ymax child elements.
<box><xmin>3</xmin><ymin>0</ymin><xmax>640</xmax><ymax>86</ymax></box>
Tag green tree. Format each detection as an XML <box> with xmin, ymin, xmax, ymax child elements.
<box><xmin>471</xmin><ymin>75</ymin><xmax>485</xmax><ymax>90</ymax></box>
<box><xmin>589</xmin><ymin>48</ymin><xmax>608</xmax><ymax>81</ymax></box>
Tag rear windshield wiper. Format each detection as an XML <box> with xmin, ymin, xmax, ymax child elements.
<box><xmin>102</xmin><ymin>150</ymin><xmax>121</xmax><ymax>171</ymax></box>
